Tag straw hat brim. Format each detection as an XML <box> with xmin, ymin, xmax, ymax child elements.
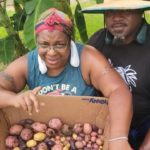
<box><xmin>82</xmin><ymin>0</ymin><xmax>150</xmax><ymax>13</ymax></box>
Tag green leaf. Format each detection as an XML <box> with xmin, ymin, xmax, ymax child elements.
<box><xmin>74</xmin><ymin>0</ymin><xmax>88</xmax><ymax>43</ymax></box>
<box><xmin>24</xmin><ymin>0</ymin><xmax>73</xmax><ymax>50</ymax></box>
<box><xmin>14</xmin><ymin>0</ymin><xmax>24</xmax><ymax>5</ymax></box>
<box><xmin>10</xmin><ymin>10</ymin><xmax>26</xmax><ymax>31</ymax></box>
<box><xmin>24</xmin><ymin>0</ymin><xmax>37</xmax><ymax>15</ymax></box>
<box><xmin>96</xmin><ymin>0</ymin><xmax>103</xmax><ymax>4</ymax></box>
<box><xmin>0</xmin><ymin>36</ymin><xmax>16</xmax><ymax>64</ymax></box>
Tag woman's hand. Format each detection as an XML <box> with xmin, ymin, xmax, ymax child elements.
<box><xmin>12</xmin><ymin>86</ymin><xmax>42</xmax><ymax>115</ymax></box>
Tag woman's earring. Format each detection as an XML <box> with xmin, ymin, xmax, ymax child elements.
<box><xmin>38</xmin><ymin>55</ymin><xmax>47</xmax><ymax>74</ymax></box>
<box><xmin>70</xmin><ymin>40</ymin><xmax>80</xmax><ymax>67</ymax></box>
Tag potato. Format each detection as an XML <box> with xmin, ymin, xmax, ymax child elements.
<box><xmin>32</xmin><ymin>122</ymin><xmax>47</xmax><ymax>132</ymax></box>
<box><xmin>44</xmin><ymin>138</ymin><xmax>55</xmax><ymax>147</ymax></box>
<box><xmin>18</xmin><ymin>137</ymin><xmax>26</xmax><ymax>149</ymax></box>
<box><xmin>69</xmin><ymin>140</ymin><xmax>76</xmax><ymax>150</ymax></box>
<box><xmin>91</xmin><ymin>124</ymin><xmax>99</xmax><ymax>132</ymax></box>
<box><xmin>19</xmin><ymin>119</ymin><xmax>34</xmax><ymax>125</ymax></box>
<box><xmin>20</xmin><ymin>128</ymin><xmax>33</xmax><ymax>141</ymax></box>
<box><xmin>83</xmin><ymin>123</ymin><xmax>92</xmax><ymax>135</ymax></box>
<box><xmin>5</xmin><ymin>136</ymin><xmax>19</xmax><ymax>148</ymax></box>
<box><xmin>75</xmin><ymin>141</ymin><xmax>84</xmax><ymax>149</ymax></box>
<box><xmin>19</xmin><ymin>119</ymin><xmax>34</xmax><ymax>129</ymax></box>
<box><xmin>84</xmin><ymin>135</ymin><xmax>90</xmax><ymax>142</ymax></box>
<box><xmin>73</xmin><ymin>123</ymin><xmax>83</xmax><ymax>134</ymax></box>
<box><xmin>26</xmin><ymin>139</ymin><xmax>37</xmax><ymax>148</ymax></box>
<box><xmin>13</xmin><ymin>147</ymin><xmax>20</xmax><ymax>150</ymax></box>
<box><xmin>51</xmin><ymin>144</ymin><xmax>63</xmax><ymax>150</ymax></box>
<box><xmin>46</xmin><ymin>128</ymin><xmax>56</xmax><ymax>137</ymax></box>
<box><xmin>48</xmin><ymin>118</ymin><xmax>63</xmax><ymax>130</ymax></box>
<box><xmin>9</xmin><ymin>124</ymin><xmax>23</xmax><ymax>135</ymax></box>
<box><xmin>61</xmin><ymin>124</ymin><xmax>72</xmax><ymax>136</ymax></box>
<box><xmin>34</xmin><ymin>132</ymin><xmax>46</xmax><ymax>141</ymax></box>
<box><xmin>37</xmin><ymin>142</ymin><xmax>48</xmax><ymax>150</ymax></box>
<box><xmin>96</xmin><ymin>138</ymin><xmax>103</xmax><ymax>146</ymax></box>
<box><xmin>5</xmin><ymin>118</ymin><xmax>104</xmax><ymax>150</ymax></box>
<box><xmin>98</xmin><ymin>128</ymin><xmax>103</xmax><ymax>135</ymax></box>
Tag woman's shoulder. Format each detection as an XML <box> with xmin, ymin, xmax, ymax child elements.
<box><xmin>28</xmin><ymin>48</ymin><xmax>38</xmax><ymax>56</ymax></box>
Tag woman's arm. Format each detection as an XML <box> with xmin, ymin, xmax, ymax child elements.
<box><xmin>0</xmin><ymin>55</ymin><xmax>41</xmax><ymax>114</ymax></box>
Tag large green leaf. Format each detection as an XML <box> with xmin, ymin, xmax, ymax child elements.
<box><xmin>24</xmin><ymin>0</ymin><xmax>37</xmax><ymax>15</ymax></box>
<box><xmin>74</xmin><ymin>0</ymin><xmax>88</xmax><ymax>43</ymax></box>
<box><xmin>96</xmin><ymin>0</ymin><xmax>103</xmax><ymax>4</ymax></box>
<box><xmin>24</xmin><ymin>0</ymin><xmax>73</xmax><ymax>50</ymax></box>
<box><xmin>0</xmin><ymin>36</ymin><xmax>16</xmax><ymax>64</ymax></box>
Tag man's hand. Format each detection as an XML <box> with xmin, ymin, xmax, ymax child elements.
<box><xmin>109</xmin><ymin>140</ymin><xmax>133</xmax><ymax>150</ymax></box>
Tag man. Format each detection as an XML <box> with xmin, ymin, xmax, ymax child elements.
<box><xmin>82</xmin><ymin>0</ymin><xmax>150</xmax><ymax>150</ymax></box>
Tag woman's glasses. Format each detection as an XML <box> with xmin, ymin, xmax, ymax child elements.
<box><xmin>38</xmin><ymin>43</ymin><xmax>68</xmax><ymax>52</ymax></box>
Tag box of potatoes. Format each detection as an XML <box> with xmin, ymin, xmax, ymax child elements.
<box><xmin>0</xmin><ymin>95</ymin><xmax>109</xmax><ymax>150</ymax></box>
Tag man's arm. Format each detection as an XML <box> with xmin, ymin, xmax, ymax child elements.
<box><xmin>81</xmin><ymin>45</ymin><xmax>133</xmax><ymax>150</ymax></box>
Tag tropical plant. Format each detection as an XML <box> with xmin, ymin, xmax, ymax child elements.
<box><xmin>0</xmin><ymin>0</ymin><xmax>102</xmax><ymax>64</ymax></box>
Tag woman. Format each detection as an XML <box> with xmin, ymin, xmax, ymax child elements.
<box><xmin>0</xmin><ymin>8</ymin><xmax>132</xmax><ymax>150</ymax></box>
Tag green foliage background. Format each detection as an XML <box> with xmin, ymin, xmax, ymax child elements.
<box><xmin>0</xmin><ymin>0</ymin><xmax>104</xmax><ymax>67</ymax></box>
<box><xmin>1</xmin><ymin>0</ymin><xmax>150</xmax><ymax>71</ymax></box>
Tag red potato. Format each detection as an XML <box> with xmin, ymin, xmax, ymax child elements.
<box><xmin>91</xmin><ymin>136</ymin><xmax>97</xmax><ymax>142</ymax></box>
<box><xmin>32</xmin><ymin>122</ymin><xmax>47</xmax><ymax>132</ymax></box>
<box><xmin>84</xmin><ymin>135</ymin><xmax>90</xmax><ymax>143</ymax></box>
<box><xmin>75</xmin><ymin>141</ymin><xmax>84</xmax><ymax>149</ymax></box>
<box><xmin>20</xmin><ymin>128</ymin><xmax>33</xmax><ymax>141</ymax></box>
<box><xmin>98</xmin><ymin>128</ymin><xmax>103</xmax><ymax>135</ymax></box>
<box><xmin>73</xmin><ymin>123</ymin><xmax>83</xmax><ymax>134</ymax></box>
<box><xmin>76</xmin><ymin>136</ymin><xmax>83</xmax><ymax>141</ymax></box>
<box><xmin>83</xmin><ymin>123</ymin><xmax>92</xmax><ymax>135</ymax></box>
<box><xmin>9</xmin><ymin>124</ymin><xmax>23</xmax><ymax>135</ymax></box>
<box><xmin>5</xmin><ymin>136</ymin><xmax>19</xmax><ymax>148</ymax></box>
<box><xmin>79</xmin><ymin>133</ymin><xmax>85</xmax><ymax>138</ymax></box>
<box><xmin>92</xmin><ymin>143</ymin><xmax>99</xmax><ymax>149</ymax></box>
<box><xmin>46</xmin><ymin>128</ymin><xmax>56</xmax><ymax>137</ymax></box>
<box><xmin>48</xmin><ymin>118</ymin><xmax>63</xmax><ymax>130</ymax></box>
<box><xmin>61</xmin><ymin>124</ymin><xmax>72</xmax><ymax>136</ymax></box>
<box><xmin>51</xmin><ymin>144</ymin><xmax>63</xmax><ymax>150</ymax></box>
<box><xmin>96</xmin><ymin>138</ymin><xmax>103</xmax><ymax>146</ymax></box>
<box><xmin>91</xmin><ymin>131</ymin><xmax>98</xmax><ymax>137</ymax></box>
<box><xmin>37</xmin><ymin>142</ymin><xmax>48</xmax><ymax>150</ymax></box>
<box><xmin>5</xmin><ymin>118</ymin><xmax>104</xmax><ymax>150</ymax></box>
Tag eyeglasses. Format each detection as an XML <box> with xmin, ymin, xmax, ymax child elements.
<box><xmin>38</xmin><ymin>43</ymin><xmax>68</xmax><ymax>52</ymax></box>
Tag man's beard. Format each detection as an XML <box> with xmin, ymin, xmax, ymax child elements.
<box><xmin>112</xmin><ymin>34</ymin><xmax>125</xmax><ymax>46</ymax></box>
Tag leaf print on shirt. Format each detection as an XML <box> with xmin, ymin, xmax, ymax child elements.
<box><xmin>108</xmin><ymin>59</ymin><xmax>137</xmax><ymax>91</ymax></box>
<box><xmin>115</xmin><ymin>65</ymin><xmax>137</xmax><ymax>91</ymax></box>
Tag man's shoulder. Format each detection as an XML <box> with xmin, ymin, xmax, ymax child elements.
<box><xmin>91</xmin><ymin>28</ymin><xmax>106</xmax><ymax>39</ymax></box>
<box><xmin>87</xmin><ymin>28</ymin><xmax>106</xmax><ymax>49</ymax></box>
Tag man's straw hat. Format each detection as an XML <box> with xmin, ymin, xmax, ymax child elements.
<box><xmin>82</xmin><ymin>0</ymin><xmax>150</xmax><ymax>13</ymax></box>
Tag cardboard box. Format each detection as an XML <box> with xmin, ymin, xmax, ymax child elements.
<box><xmin>0</xmin><ymin>95</ymin><xmax>109</xmax><ymax>150</ymax></box>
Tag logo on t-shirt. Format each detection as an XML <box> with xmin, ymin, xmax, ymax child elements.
<box><xmin>108</xmin><ymin>59</ymin><xmax>137</xmax><ymax>91</ymax></box>
<box><xmin>39</xmin><ymin>84</ymin><xmax>77</xmax><ymax>95</ymax></box>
